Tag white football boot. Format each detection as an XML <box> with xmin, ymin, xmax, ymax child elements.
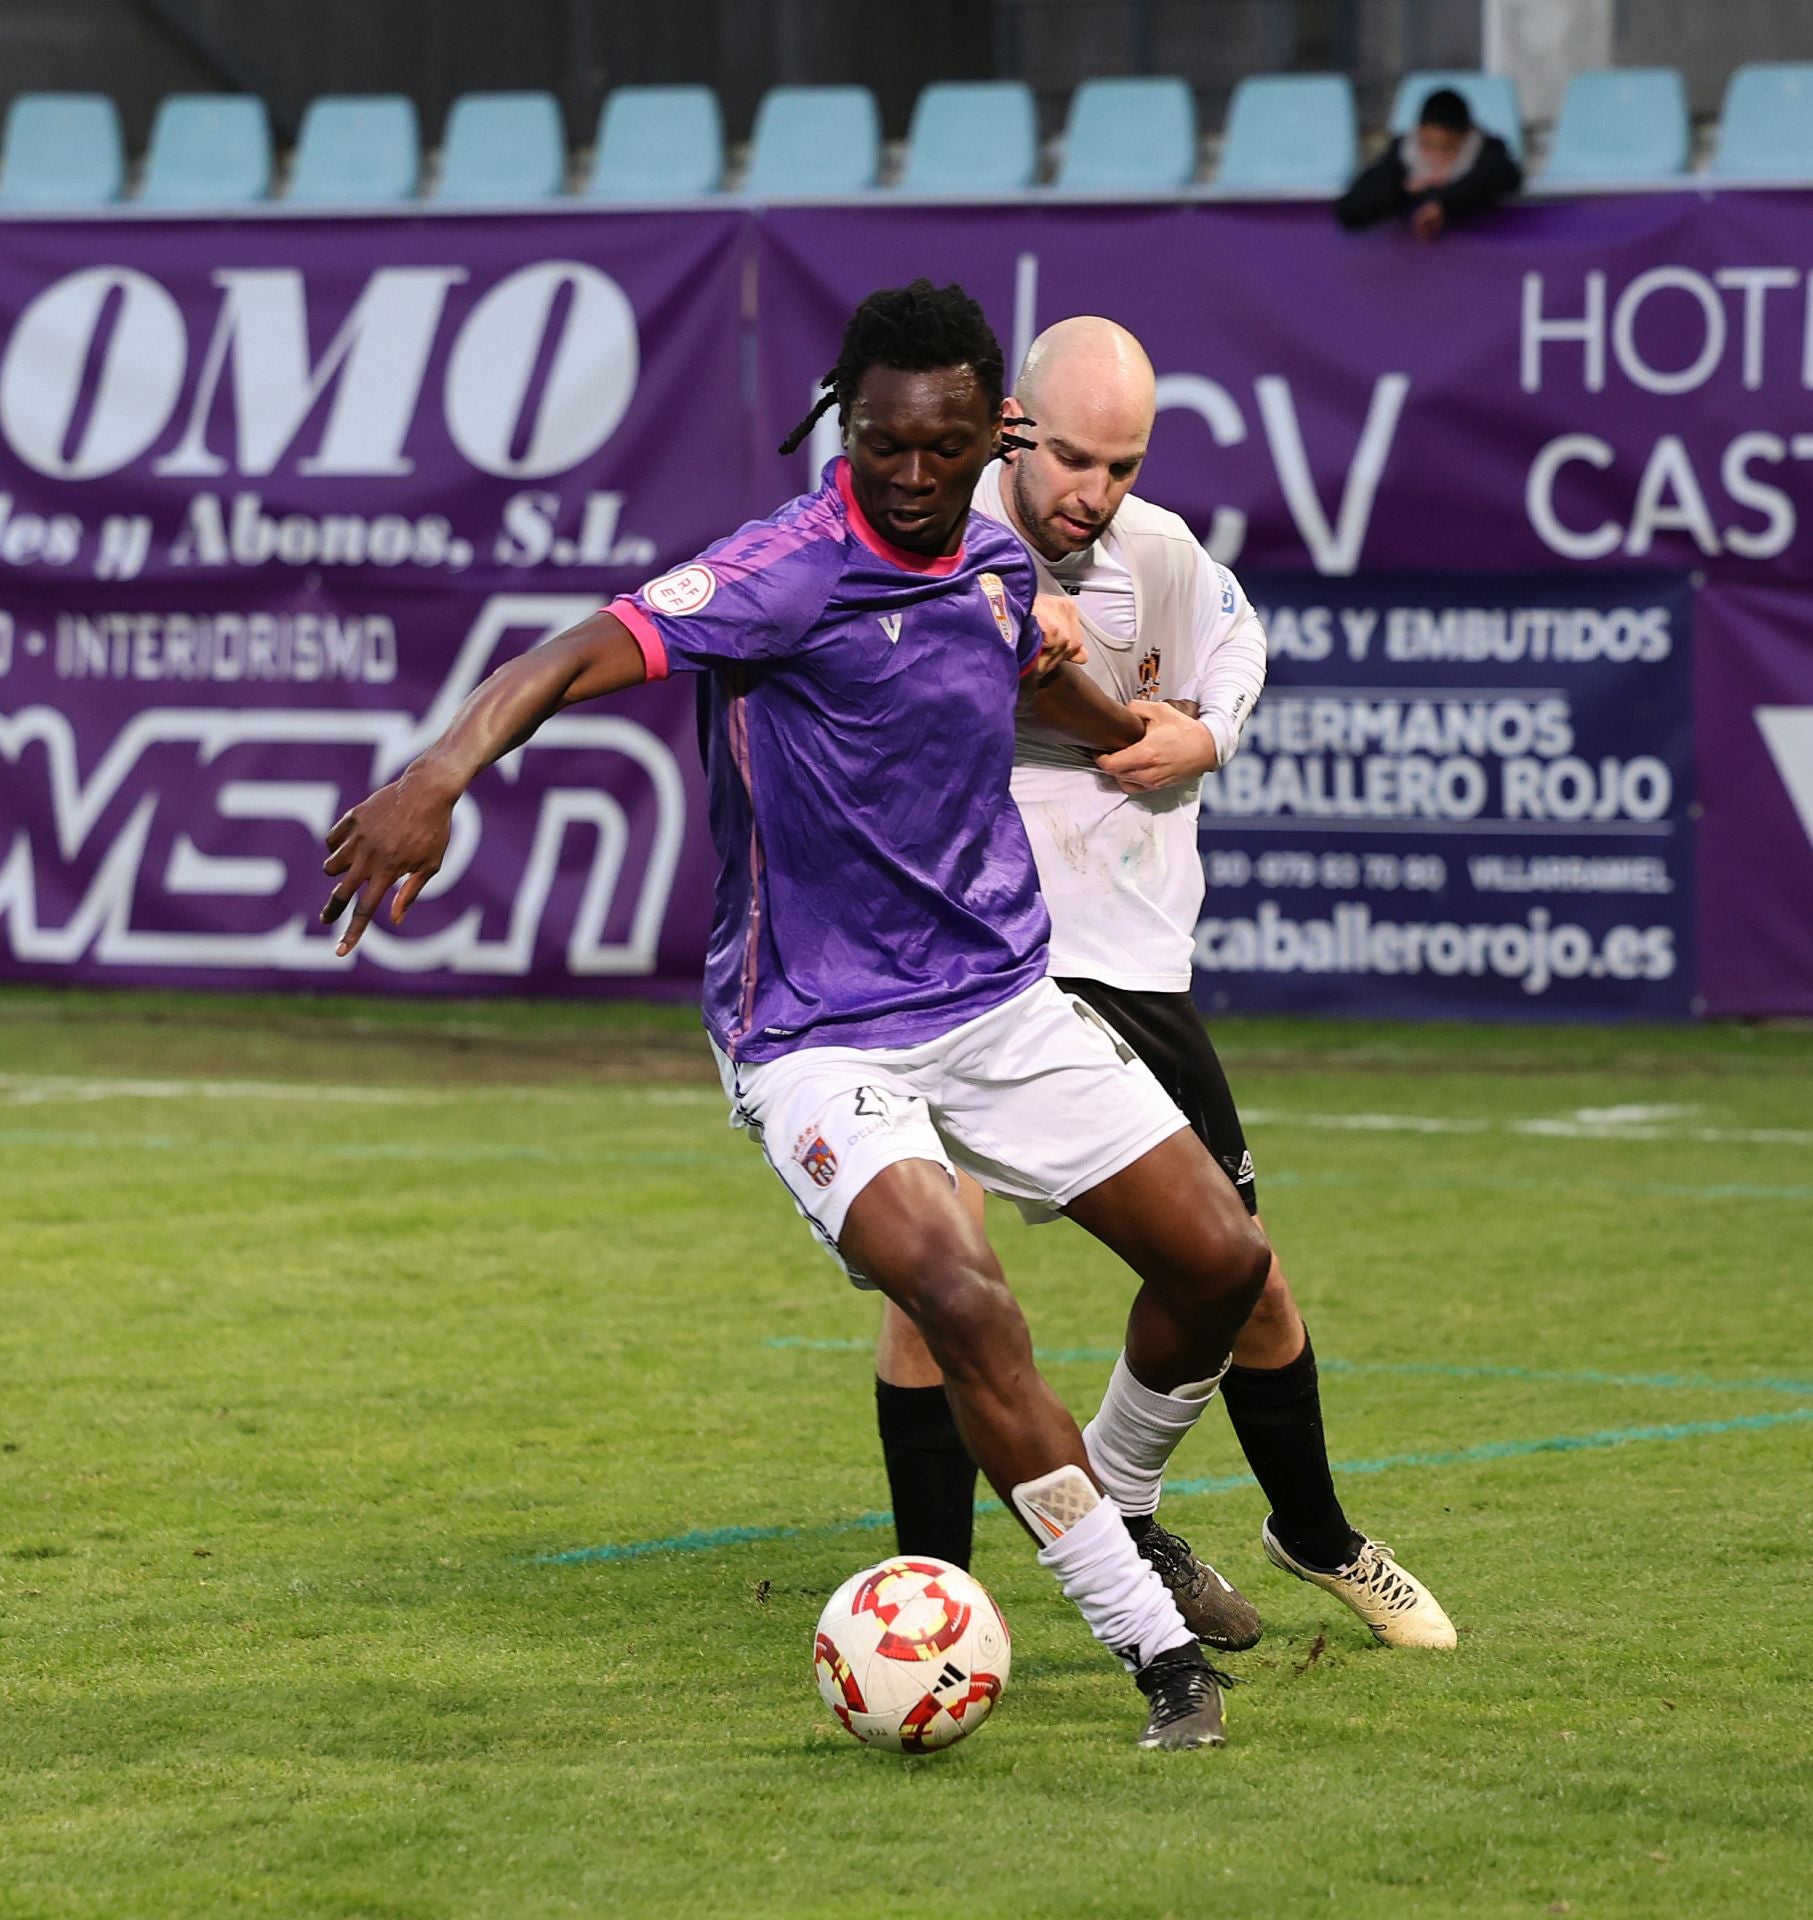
<box><xmin>1261</xmin><ymin>1518</ymin><xmax>1457</xmax><ymax>1649</ymax></box>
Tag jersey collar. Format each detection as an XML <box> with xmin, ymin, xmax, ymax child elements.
<box><xmin>835</xmin><ymin>458</ymin><xmax>966</xmax><ymax>577</ymax></box>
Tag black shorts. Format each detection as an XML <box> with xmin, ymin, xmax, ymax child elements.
<box><xmin>1054</xmin><ymin>977</ymin><xmax>1258</xmax><ymax>1216</ymax></box>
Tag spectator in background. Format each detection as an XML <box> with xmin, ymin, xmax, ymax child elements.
<box><xmin>1336</xmin><ymin>87</ymin><xmax>1521</xmax><ymax>239</ymax></box>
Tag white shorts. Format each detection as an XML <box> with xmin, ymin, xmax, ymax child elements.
<box><xmin>712</xmin><ymin>977</ymin><xmax>1188</xmax><ymax>1286</ymax></box>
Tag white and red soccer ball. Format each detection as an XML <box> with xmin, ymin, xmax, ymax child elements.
<box><xmin>813</xmin><ymin>1555</ymin><xmax>1011</xmax><ymax>1753</ymax></box>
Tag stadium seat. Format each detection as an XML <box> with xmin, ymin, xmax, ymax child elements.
<box><xmin>582</xmin><ymin>85</ymin><xmax>724</xmax><ymax>199</ymax></box>
<box><xmin>1709</xmin><ymin>63</ymin><xmax>1813</xmax><ymax>182</ymax></box>
<box><xmin>743</xmin><ymin>86</ymin><xmax>881</xmax><ymax>197</ymax></box>
<box><xmin>0</xmin><ymin>92</ymin><xmax>125</xmax><ymax>208</ymax></box>
<box><xmin>287</xmin><ymin>95</ymin><xmax>420</xmax><ymax>205</ymax></box>
<box><xmin>1209</xmin><ymin>73</ymin><xmax>1357</xmax><ymax>196</ymax></box>
<box><xmin>138</xmin><ymin>94</ymin><xmax>272</xmax><ymax>208</ymax></box>
<box><xmin>1541</xmin><ymin>69</ymin><xmax>1688</xmax><ymax>186</ymax></box>
<box><xmin>434</xmin><ymin>91</ymin><xmax>565</xmax><ymax>202</ymax></box>
<box><xmin>1390</xmin><ymin>70</ymin><xmax>1525</xmax><ymax>162</ymax></box>
<box><xmin>897</xmin><ymin>81</ymin><xmax>1039</xmax><ymax>194</ymax></box>
<box><xmin>1054</xmin><ymin>77</ymin><xmax>1198</xmax><ymax>192</ymax></box>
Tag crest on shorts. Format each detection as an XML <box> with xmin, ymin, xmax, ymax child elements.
<box><xmin>794</xmin><ymin>1131</ymin><xmax>839</xmax><ymax>1188</ymax></box>
<box><xmin>978</xmin><ymin>572</ymin><xmax>1015</xmax><ymax>647</ymax></box>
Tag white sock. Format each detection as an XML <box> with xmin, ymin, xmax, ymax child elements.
<box><xmin>1082</xmin><ymin>1349</ymin><xmax>1228</xmax><ymax>1520</ymax></box>
<box><xmin>1013</xmin><ymin>1464</ymin><xmax>1196</xmax><ymax>1673</ymax></box>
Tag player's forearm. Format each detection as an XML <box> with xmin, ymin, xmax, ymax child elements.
<box><xmin>1188</xmin><ymin>606</ymin><xmax>1268</xmax><ymax>768</ymax></box>
<box><xmin>409</xmin><ymin>610</ymin><xmax>648</xmax><ymax>795</ymax></box>
<box><xmin>1023</xmin><ymin>664</ymin><xmax>1144</xmax><ymax>751</ymax></box>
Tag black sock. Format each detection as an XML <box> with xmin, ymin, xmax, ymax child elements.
<box><xmin>1219</xmin><ymin>1330</ymin><xmax>1360</xmax><ymax>1571</ymax></box>
<box><xmin>875</xmin><ymin>1380</ymin><xmax>978</xmax><ymax>1570</ymax></box>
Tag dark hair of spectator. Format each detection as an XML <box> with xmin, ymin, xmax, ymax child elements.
<box><xmin>1418</xmin><ymin>88</ymin><xmax>1474</xmax><ymax>133</ymax></box>
<box><xmin>778</xmin><ymin>278</ymin><xmax>1007</xmax><ymax>455</ymax></box>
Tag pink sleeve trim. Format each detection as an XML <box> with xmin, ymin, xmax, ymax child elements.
<box><xmin>607</xmin><ymin>597</ymin><xmax>669</xmax><ymax>682</ymax></box>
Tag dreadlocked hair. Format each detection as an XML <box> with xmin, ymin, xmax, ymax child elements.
<box><xmin>778</xmin><ymin>278</ymin><xmax>1007</xmax><ymax>456</ymax></box>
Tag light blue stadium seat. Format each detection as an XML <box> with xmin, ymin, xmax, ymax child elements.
<box><xmin>744</xmin><ymin>86</ymin><xmax>881</xmax><ymax>196</ymax></box>
<box><xmin>582</xmin><ymin>85</ymin><xmax>724</xmax><ymax>200</ymax></box>
<box><xmin>1390</xmin><ymin>70</ymin><xmax>1524</xmax><ymax>162</ymax></box>
<box><xmin>1055</xmin><ymin>77</ymin><xmax>1198</xmax><ymax>192</ymax></box>
<box><xmin>138</xmin><ymin>94</ymin><xmax>272</xmax><ymax>208</ymax></box>
<box><xmin>898</xmin><ymin>81</ymin><xmax>1039</xmax><ymax>193</ymax></box>
<box><xmin>1210</xmin><ymin>73</ymin><xmax>1356</xmax><ymax>195</ymax></box>
<box><xmin>1542</xmin><ymin>69</ymin><xmax>1688</xmax><ymax>186</ymax></box>
<box><xmin>1709</xmin><ymin>63</ymin><xmax>1813</xmax><ymax>182</ymax></box>
<box><xmin>0</xmin><ymin>93</ymin><xmax>125</xmax><ymax>208</ymax></box>
<box><xmin>287</xmin><ymin>95</ymin><xmax>420</xmax><ymax>205</ymax></box>
<box><xmin>434</xmin><ymin>92</ymin><xmax>565</xmax><ymax>203</ymax></box>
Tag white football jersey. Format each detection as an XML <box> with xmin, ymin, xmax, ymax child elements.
<box><xmin>972</xmin><ymin>460</ymin><xmax>1267</xmax><ymax>992</ymax></box>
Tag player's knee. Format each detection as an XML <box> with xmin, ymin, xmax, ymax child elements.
<box><xmin>1243</xmin><ymin>1255</ymin><xmax>1293</xmax><ymax>1334</ymax></box>
<box><xmin>893</xmin><ymin>1242</ymin><xmax>1024</xmax><ymax>1379</ymax></box>
<box><xmin>1211</xmin><ymin>1214</ymin><xmax>1272</xmax><ymax>1317</ymax></box>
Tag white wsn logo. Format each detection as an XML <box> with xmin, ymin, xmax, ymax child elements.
<box><xmin>0</xmin><ymin>596</ymin><xmax>687</xmax><ymax>978</ymax></box>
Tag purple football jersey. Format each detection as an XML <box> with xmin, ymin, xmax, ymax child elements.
<box><xmin>611</xmin><ymin>459</ymin><xmax>1050</xmax><ymax>1062</ymax></box>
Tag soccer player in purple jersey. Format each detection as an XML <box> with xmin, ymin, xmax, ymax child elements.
<box><xmin>321</xmin><ymin>282</ymin><xmax>1268</xmax><ymax>1749</ymax></box>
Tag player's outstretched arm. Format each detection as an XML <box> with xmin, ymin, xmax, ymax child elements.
<box><xmin>1021</xmin><ymin>662</ymin><xmax>1145</xmax><ymax>752</ymax></box>
<box><xmin>320</xmin><ymin>608</ymin><xmax>648</xmax><ymax>956</ymax></box>
<box><xmin>1016</xmin><ymin>592</ymin><xmax>1143</xmax><ymax>752</ymax></box>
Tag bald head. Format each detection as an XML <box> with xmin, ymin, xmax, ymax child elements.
<box><xmin>1016</xmin><ymin>317</ymin><xmax>1156</xmax><ymax>442</ymax></box>
<box><xmin>1004</xmin><ymin>317</ymin><xmax>1155</xmax><ymax>560</ymax></box>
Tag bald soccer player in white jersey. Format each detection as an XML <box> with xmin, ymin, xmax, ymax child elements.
<box><xmin>873</xmin><ymin>317</ymin><xmax>1455</xmax><ymax>1653</ymax></box>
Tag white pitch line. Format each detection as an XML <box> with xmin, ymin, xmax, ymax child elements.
<box><xmin>0</xmin><ymin>1073</ymin><xmax>725</xmax><ymax>1110</ymax></box>
<box><xmin>1241</xmin><ymin>1106</ymin><xmax>1813</xmax><ymax>1150</ymax></box>
<box><xmin>0</xmin><ymin>1073</ymin><xmax>1803</xmax><ymax>1149</ymax></box>
<box><xmin>1239</xmin><ymin>1109</ymin><xmax>1491</xmax><ymax>1136</ymax></box>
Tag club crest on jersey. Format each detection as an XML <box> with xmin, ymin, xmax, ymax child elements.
<box><xmin>977</xmin><ymin>571</ymin><xmax>1015</xmax><ymax>647</ymax></box>
<box><xmin>1136</xmin><ymin>648</ymin><xmax>1162</xmax><ymax>699</ymax></box>
<box><xmin>642</xmin><ymin>563</ymin><xmax>717</xmax><ymax>617</ymax></box>
<box><xmin>794</xmin><ymin>1130</ymin><xmax>839</xmax><ymax>1188</ymax></box>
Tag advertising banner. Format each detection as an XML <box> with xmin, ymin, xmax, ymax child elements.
<box><xmin>0</xmin><ymin>209</ymin><xmax>743</xmax><ymax>994</ymax></box>
<box><xmin>1694</xmin><ymin>584</ymin><xmax>1813</xmax><ymax>1017</ymax></box>
<box><xmin>0</xmin><ymin>584</ymin><xmax>714</xmax><ymax>995</ymax></box>
<box><xmin>2</xmin><ymin>195</ymin><xmax>1809</xmax><ymax>1013</ymax></box>
<box><xmin>1190</xmin><ymin>574</ymin><xmax>1695</xmax><ymax>1020</ymax></box>
<box><xmin>756</xmin><ymin>193</ymin><xmax>1813</xmax><ymax>585</ymax></box>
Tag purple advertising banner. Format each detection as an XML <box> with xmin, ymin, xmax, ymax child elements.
<box><xmin>756</xmin><ymin>193</ymin><xmax>1813</xmax><ymax>584</ymax></box>
<box><xmin>0</xmin><ymin>583</ymin><xmax>715</xmax><ymax>995</ymax></box>
<box><xmin>0</xmin><ymin>210</ymin><xmax>743</xmax><ymax>995</ymax></box>
<box><xmin>1695</xmin><ymin>584</ymin><xmax>1813</xmax><ymax>1017</ymax></box>
<box><xmin>3</xmin><ymin>194</ymin><xmax>1811</xmax><ymax>1013</ymax></box>
<box><xmin>1190</xmin><ymin>573</ymin><xmax>1694</xmax><ymax>1021</ymax></box>
<box><xmin>756</xmin><ymin>193</ymin><xmax>1811</xmax><ymax>1017</ymax></box>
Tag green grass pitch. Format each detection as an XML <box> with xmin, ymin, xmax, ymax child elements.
<box><xmin>2</xmin><ymin>988</ymin><xmax>1809</xmax><ymax>1919</ymax></box>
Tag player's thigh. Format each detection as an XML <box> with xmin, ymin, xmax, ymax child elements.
<box><xmin>719</xmin><ymin>1046</ymin><xmax>953</xmax><ymax>1284</ymax></box>
<box><xmin>875</xmin><ymin>1173</ymin><xmax>984</xmax><ymax>1385</ymax></box>
<box><xmin>1065</xmin><ymin>1124</ymin><xmax>1270</xmax><ymax>1306</ymax></box>
<box><xmin>1056</xmin><ymin>978</ymin><xmax>1258</xmax><ymax>1215</ymax></box>
<box><xmin>840</xmin><ymin>1163</ymin><xmax>1031</xmax><ymax>1380</ymax></box>
<box><xmin>931</xmin><ymin>979</ymin><xmax>1188</xmax><ymax>1222</ymax></box>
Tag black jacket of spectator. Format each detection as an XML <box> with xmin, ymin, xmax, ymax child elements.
<box><xmin>1336</xmin><ymin>132</ymin><xmax>1522</xmax><ymax>230</ymax></box>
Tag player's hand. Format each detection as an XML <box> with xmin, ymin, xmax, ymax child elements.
<box><xmin>1095</xmin><ymin>700</ymin><xmax>1220</xmax><ymax>792</ymax></box>
<box><xmin>1411</xmin><ymin>201</ymin><xmax>1447</xmax><ymax>241</ymax></box>
<box><xmin>320</xmin><ymin>766</ymin><xmax>459</xmax><ymax>957</ymax></box>
<box><xmin>1028</xmin><ymin>593</ymin><xmax>1087</xmax><ymax>682</ymax></box>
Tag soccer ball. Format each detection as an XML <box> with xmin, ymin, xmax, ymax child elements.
<box><xmin>812</xmin><ymin>1555</ymin><xmax>1011</xmax><ymax>1753</ymax></box>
